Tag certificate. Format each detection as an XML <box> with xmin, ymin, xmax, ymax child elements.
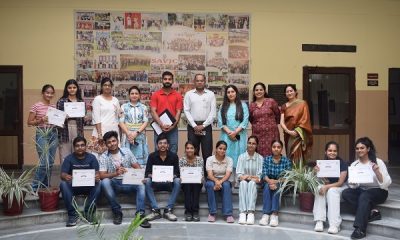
<box><xmin>152</xmin><ymin>165</ymin><xmax>173</xmax><ymax>182</ymax></box>
<box><xmin>348</xmin><ymin>165</ymin><xmax>374</xmax><ymax>184</ymax></box>
<box><xmin>47</xmin><ymin>107</ymin><xmax>67</xmax><ymax>127</ymax></box>
<box><xmin>64</xmin><ymin>102</ymin><xmax>85</xmax><ymax>118</ymax></box>
<box><xmin>181</xmin><ymin>167</ymin><xmax>202</xmax><ymax>184</ymax></box>
<box><xmin>72</xmin><ymin>169</ymin><xmax>95</xmax><ymax>187</ymax></box>
<box><xmin>316</xmin><ymin>160</ymin><xmax>340</xmax><ymax>178</ymax></box>
<box><xmin>150</xmin><ymin>110</ymin><xmax>176</xmax><ymax>135</ymax></box>
<box><xmin>122</xmin><ymin>168</ymin><xmax>145</xmax><ymax>185</ymax></box>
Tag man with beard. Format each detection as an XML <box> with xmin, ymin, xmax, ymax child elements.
<box><xmin>184</xmin><ymin>73</ymin><xmax>216</xmax><ymax>173</ymax></box>
<box><xmin>60</xmin><ymin>136</ymin><xmax>101</xmax><ymax>227</ymax></box>
<box><xmin>150</xmin><ymin>71</ymin><xmax>183</xmax><ymax>153</ymax></box>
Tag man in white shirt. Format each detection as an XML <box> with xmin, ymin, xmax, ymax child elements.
<box><xmin>184</xmin><ymin>74</ymin><xmax>216</xmax><ymax>173</ymax></box>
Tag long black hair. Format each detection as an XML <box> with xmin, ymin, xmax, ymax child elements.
<box><xmin>355</xmin><ymin>137</ymin><xmax>377</xmax><ymax>163</ymax></box>
<box><xmin>61</xmin><ymin>79</ymin><xmax>82</xmax><ymax>100</ymax></box>
<box><xmin>220</xmin><ymin>84</ymin><xmax>243</xmax><ymax>125</ymax></box>
<box><xmin>252</xmin><ymin>82</ymin><xmax>268</xmax><ymax>102</ymax></box>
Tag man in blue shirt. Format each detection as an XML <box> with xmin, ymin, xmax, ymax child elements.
<box><xmin>99</xmin><ymin>131</ymin><xmax>151</xmax><ymax>228</ymax></box>
<box><xmin>60</xmin><ymin>136</ymin><xmax>101</xmax><ymax>227</ymax></box>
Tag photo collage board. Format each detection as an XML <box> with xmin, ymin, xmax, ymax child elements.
<box><xmin>75</xmin><ymin>11</ymin><xmax>251</xmax><ymax>128</ymax></box>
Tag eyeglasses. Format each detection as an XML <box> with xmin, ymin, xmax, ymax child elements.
<box><xmin>74</xmin><ymin>144</ymin><xmax>86</xmax><ymax>148</ymax></box>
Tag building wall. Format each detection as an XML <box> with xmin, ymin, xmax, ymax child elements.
<box><xmin>0</xmin><ymin>0</ymin><xmax>399</xmax><ymax>165</ymax></box>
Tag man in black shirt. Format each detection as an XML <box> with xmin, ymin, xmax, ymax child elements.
<box><xmin>144</xmin><ymin>134</ymin><xmax>181</xmax><ymax>222</ymax></box>
<box><xmin>60</xmin><ymin>136</ymin><xmax>101</xmax><ymax>227</ymax></box>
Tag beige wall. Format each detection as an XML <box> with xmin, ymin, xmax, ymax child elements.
<box><xmin>2</xmin><ymin>0</ymin><xmax>399</xmax><ymax>165</ymax></box>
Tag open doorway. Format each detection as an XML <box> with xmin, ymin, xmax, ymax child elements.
<box><xmin>389</xmin><ymin>68</ymin><xmax>400</xmax><ymax>166</ymax></box>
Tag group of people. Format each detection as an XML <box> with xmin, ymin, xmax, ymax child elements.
<box><xmin>27</xmin><ymin>71</ymin><xmax>391</xmax><ymax>239</ymax></box>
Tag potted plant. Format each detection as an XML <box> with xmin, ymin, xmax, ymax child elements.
<box><xmin>278</xmin><ymin>160</ymin><xmax>322</xmax><ymax>212</ymax></box>
<box><xmin>0</xmin><ymin>167</ymin><xmax>35</xmax><ymax>216</ymax></box>
<box><xmin>35</xmin><ymin>127</ymin><xmax>60</xmax><ymax>212</ymax></box>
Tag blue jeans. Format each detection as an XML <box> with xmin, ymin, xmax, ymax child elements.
<box><xmin>101</xmin><ymin>178</ymin><xmax>145</xmax><ymax>214</ymax></box>
<box><xmin>205</xmin><ymin>180</ymin><xmax>233</xmax><ymax>216</ymax></box>
<box><xmin>145</xmin><ymin>177</ymin><xmax>181</xmax><ymax>209</ymax></box>
<box><xmin>153</xmin><ymin>127</ymin><xmax>178</xmax><ymax>154</ymax></box>
<box><xmin>262</xmin><ymin>183</ymin><xmax>281</xmax><ymax>214</ymax></box>
<box><xmin>33</xmin><ymin>127</ymin><xmax>58</xmax><ymax>190</ymax></box>
<box><xmin>60</xmin><ymin>180</ymin><xmax>101</xmax><ymax>217</ymax></box>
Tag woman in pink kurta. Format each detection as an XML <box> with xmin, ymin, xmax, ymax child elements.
<box><xmin>249</xmin><ymin>82</ymin><xmax>280</xmax><ymax>157</ymax></box>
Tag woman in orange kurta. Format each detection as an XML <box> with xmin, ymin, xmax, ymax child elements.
<box><xmin>280</xmin><ymin>84</ymin><xmax>313</xmax><ymax>166</ymax></box>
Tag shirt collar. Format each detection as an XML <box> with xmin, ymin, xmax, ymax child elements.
<box><xmin>106</xmin><ymin>148</ymin><xmax>126</xmax><ymax>157</ymax></box>
<box><xmin>212</xmin><ymin>156</ymin><xmax>227</xmax><ymax>164</ymax></box>
<box><xmin>128</xmin><ymin>101</ymin><xmax>140</xmax><ymax>107</ymax></box>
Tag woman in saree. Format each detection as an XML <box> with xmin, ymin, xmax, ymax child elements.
<box><xmin>280</xmin><ymin>84</ymin><xmax>312</xmax><ymax>166</ymax></box>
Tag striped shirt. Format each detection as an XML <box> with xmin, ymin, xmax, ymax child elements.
<box><xmin>261</xmin><ymin>155</ymin><xmax>292</xmax><ymax>180</ymax></box>
<box><xmin>236</xmin><ymin>151</ymin><xmax>263</xmax><ymax>179</ymax></box>
<box><xmin>99</xmin><ymin>147</ymin><xmax>138</xmax><ymax>179</ymax></box>
<box><xmin>30</xmin><ymin>102</ymin><xmax>56</xmax><ymax>127</ymax></box>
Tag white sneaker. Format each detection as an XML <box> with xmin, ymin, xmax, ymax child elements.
<box><xmin>314</xmin><ymin>221</ymin><xmax>324</xmax><ymax>232</ymax></box>
<box><xmin>246</xmin><ymin>213</ymin><xmax>255</xmax><ymax>225</ymax></box>
<box><xmin>238</xmin><ymin>213</ymin><xmax>247</xmax><ymax>225</ymax></box>
<box><xmin>328</xmin><ymin>225</ymin><xmax>340</xmax><ymax>234</ymax></box>
<box><xmin>259</xmin><ymin>214</ymin><xmax>270</xmax><ymax>226</ymax></box>
<box><xmin>269</xmin><ymin>215</ymin><xmax>279</xmax><ymax>227</ymax></box>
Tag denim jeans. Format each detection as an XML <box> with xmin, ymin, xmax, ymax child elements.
<box><xmin>33</xmin><ymin>127</ymin><xmax>58</xmax><ymax>190</ymax></box>
<box><xmin>262</xmin><ymin>183</ymin><xmax>281</xmax><ymax>214</ymax></box>
<box><xmin>101</xmin><ymin>178</ymin><xmax>145</xmax><ymax>214</ymax></box>
<box><xmin>60</xmin><ymin>180</ymin><xmax>101</xmax><ymax>217</ymax></box>
<box><xmin>153</xmin><ymin>127</ymin><xmax>178</xmax><ymax>154</ymax></box>
<box><xmin>145</xmin><ymin>177</ymin><xmax>181</xmax><ymax>209</ymax></box>
<box><xmin>205</xmin><ymin>180</ymin><xmax>233</xmax><ymax>216</ymax></box>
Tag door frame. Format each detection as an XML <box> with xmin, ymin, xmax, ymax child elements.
<box><xmin>303</xmin><ymin>66</ymin><xmax>356</xmax><ymax>161</ymax></box>
<box><xmin>0</xmin><ymin>65</ymin><xmax>23</xmax><ymax>169</ymax></box>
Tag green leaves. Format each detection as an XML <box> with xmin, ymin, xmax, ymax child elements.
<box><xmin>0</xmin><ymin>167</ymin><xmax>35</xmax><ymax>208</ymax></box>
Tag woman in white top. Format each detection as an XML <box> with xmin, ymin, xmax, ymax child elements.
<box><xmin>342</xmin><ymin>137</ymin><xmax>392</xmax><ymax>239</ymax></box>
<box><xmin>92</xmin><ymin>78</ymin><xmax>121</xmax><ymax>141</ymax></box>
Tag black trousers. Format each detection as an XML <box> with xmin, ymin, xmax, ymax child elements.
<box><xmin>342</xmin><ymin>187</ymin><xmax>388</xmax><ymax>231</ymax></box>
<box><xmin>187</xmin><ymin>124</ymin><xmax>213</xmax><ymax>173</ymax></box>
<box><xmin>182</xmin><ymin>183</ymin><xmax>203</xmax><ymax>214</ymax></box>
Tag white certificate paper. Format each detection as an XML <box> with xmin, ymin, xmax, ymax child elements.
<box><xmin>181</xmin><ymin>167</ymin><xmax>202</xmax><ymax>184</ymax></box>
<box><xmin>72</xmin><ymin>169</ymin><xmax>95</xmax><ymax>187</ymax></box>
<box><xmin>159</xmin><ymin>112</ymin><xmax>173</xmax><ymax>126</ymax></box>
<box><xmin>152</xmin><ymin>165</ymin><xmax>173</xmax><ymax>182</ymax></box>
<box><xmin>122</xmin><ymin>168</ymin><xmax>145</xmax><ymax>185</ymax></box>
<box><xmin>64</xmin><ymin>102</ymin><xmax>85</xmax><ymax>118</ymax></box>
<box><xmin>316</xmin><ymin>160</ymin><xmax>340</xmax><ymax>178</ymax></box>
<box><xmin>348</xmin><ymin>165</ymin><xmax>374</xmax><ymax>184</ymax></box>
<box><xmin>47</xmin><ymin>107</ymin><xmax>67</xmax><ymax>127</ymax></box>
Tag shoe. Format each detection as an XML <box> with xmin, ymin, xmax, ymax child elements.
<box><xmin>238</xmin><ymin>213</ymin><xmax>247</xmax><ymax>224</ymax></box>
<box><xmin>269</xmin><ymin>215</ymin><xmax>279</xmax><ymax>227</ymax></box>
<box><xmin>192</xmin><ymin>214</ymin><xmax>200</xmax><ymax>222</ymax></box>
<box><xmin>163</xmin><ymin>208</ymin><xmax>178</xmax><ymax>221</ymax></box>
<box><xmin>147</xmin><ymin>209</ymin><xmax>162</xmax><ymax>221</ymax></box>
<box><xmin>226</xmin><ymin>215</ymin><xmax>235</xmax><ymax>223</ymax></box>
<box><xmin>351</xmin><ymin>228</ymin><xmax>366</xmax><ymax>239</ymax></box>
<box><xmin>139</xmin><ymin>213</ymin><xmax>151</xmax><ymax>228</ymax></box>
<box><xmin>66</xmin><ymin>215</ymin><xmax>78</xmax><ymax>227</ymax></box>
<box><xmin>314</xmin><ymin>221</ymin><xmax>324</xmax><ymax>232</ymax></box>
<box><xmin>185</xmin><ymin>214</ymin><xmax>193</xmax><ymax>222</ymax></box>
<box><xmin>246</xmin><ymin>213</ymin><xmax>255</xmax><ymax>225</ymax></box>
<box><xmin>208</xmin><ymin>214</ymin><xmax>216</xmax><ymax>222</ymax></box>
<box><xmin>259</xmin><ymin>214</ymin><xmax>270</xmax><ymax>226</ymax></box>
<box><xmin>368</xmin><ymin>210</ymin><xmax>382</xmax><ymax>222</ymax></box>
<box><xmin>113</xmin><ymin>211</ymin><xmax>123</xmax><ymax>225</ymax></box>
<box><xmin>328</xmin><ymin>225</ymin><xmax>340</xmax><ymax>234</ymax></box>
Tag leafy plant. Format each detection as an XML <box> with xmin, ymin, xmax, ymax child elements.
<box><xmin>34</xmin><ymin>127</ymin><xmax>58</xmax><ymax>189</ymax></box>
<box><xmin>0</xmin><ymin>167</ymin><xmax>35</xmax><ymax>208</ymax></box>
<box><xmin>73</xmin><ymin>197</ymin><xmax>144</xmax><ymax>240</ymax></box>
<box><xmin>278</xmin><ymin>162</ymin><xmax>323</xmax><ymax>205</ymax></box>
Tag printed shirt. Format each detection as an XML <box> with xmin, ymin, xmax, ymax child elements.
<box><xmin>179</xmin><ymin>156</ymin><xmax>204</xmax><ymax>179</ymax></box>
<box><xmin>99</xmin><ymin>147</ymin><xmax>138</xmax><ymax>179</ymax></box>
<box><xmin>261</xmin><ymin>155</ymin><xmax>292</xmax><ymax>180</ymax></box>
<box><xmin>236</xmin><ymin>151</ymin><xmax>263</xmax><ymax>179</ymax></box>
<box><xmin>56</xmin><ymin>97</ymin><xmax>84</xmax><ymax>142</ymax></box>
<box><xmin>61</xmin><ymin>153</ymin><xmax>99</xmax><ymax>175</ymax></box>
<box><xmin>119</xmin><ymin>101</ymin><xmax>149</xmax><ymax>129</ymax></box>
<box><xmin>150</xmin><ymin>89</ymin><xmax>183</xmax><ymax>116</ymax></box>
<box><xmin>206</xmin><ymin>155</ymin><xmax>233</xmax><ymax>179</ymax></box>
<box><xmin>30</xmin><ymin>102</ymin><xmax>56</xmax><ymax>128</ymax></box>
